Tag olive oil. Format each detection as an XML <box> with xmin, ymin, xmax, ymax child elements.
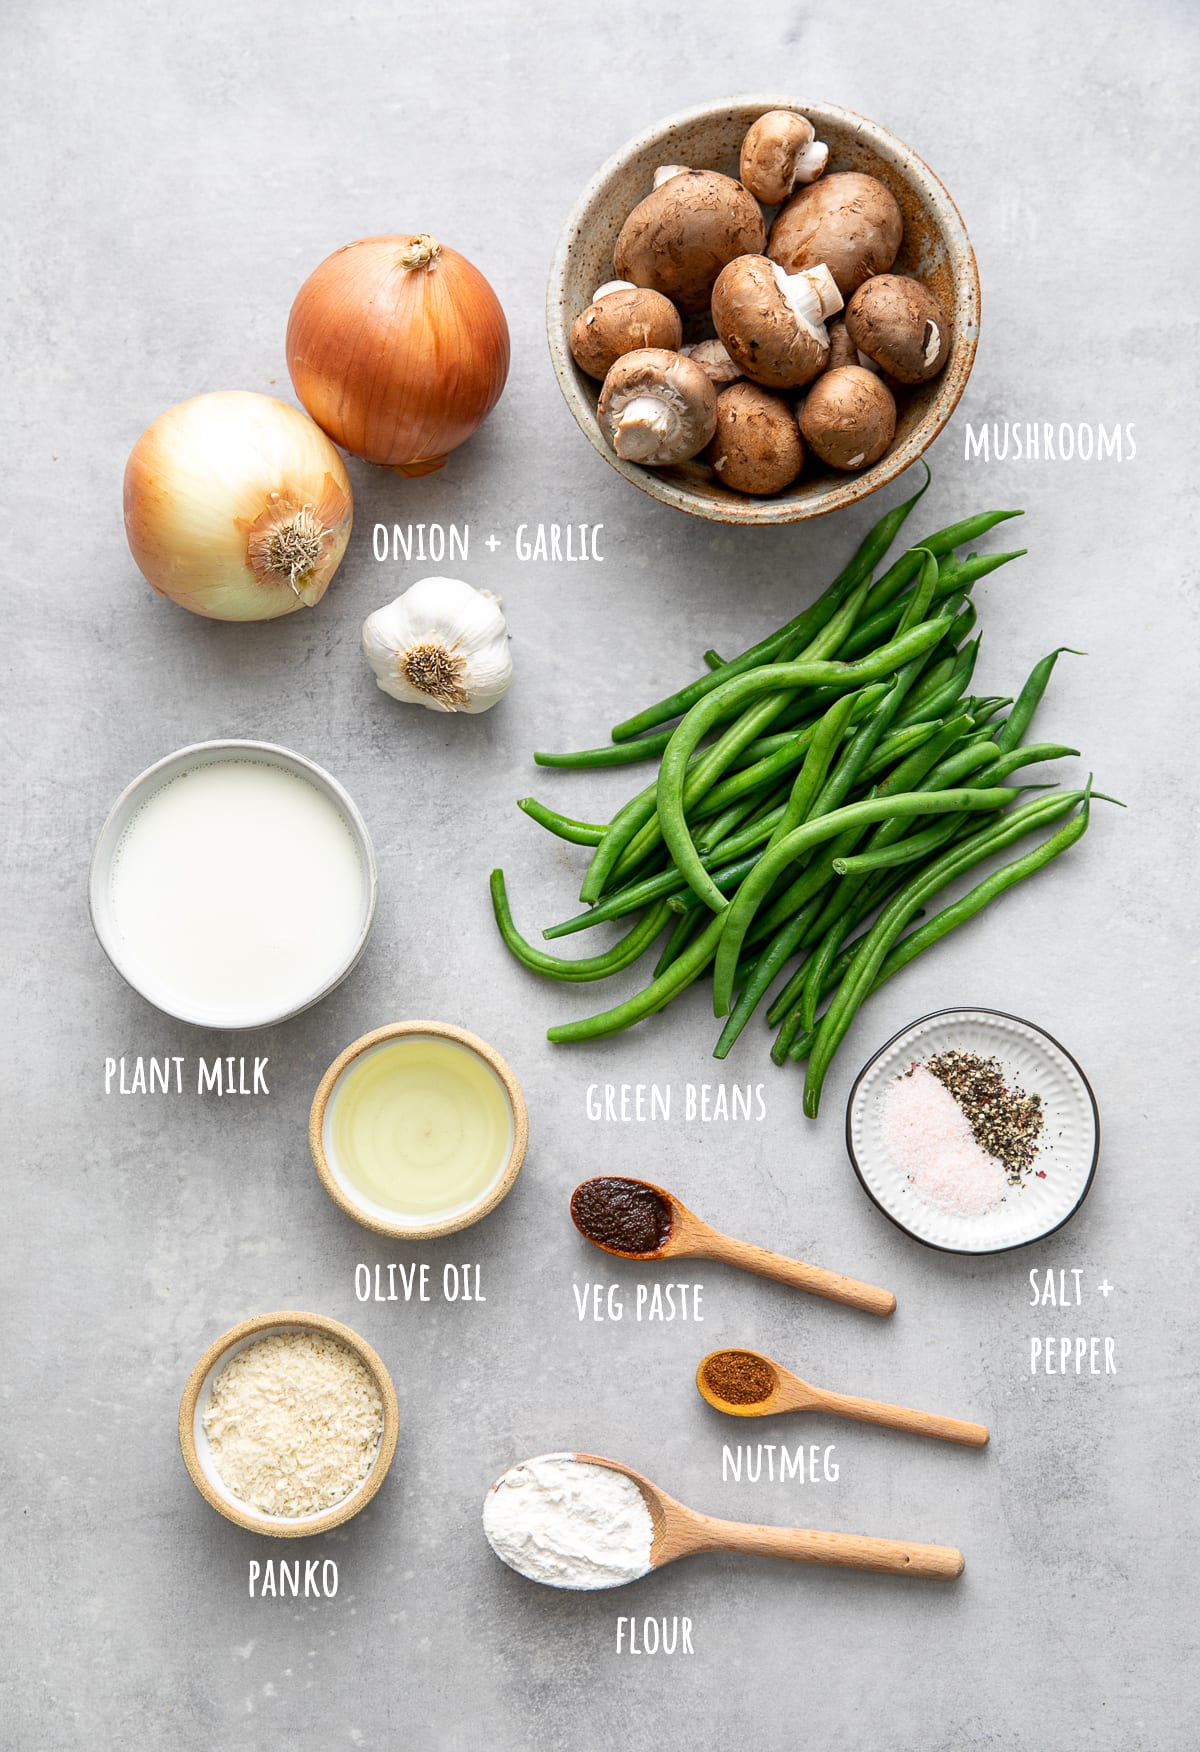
<box><xmin>328</xmin><ymin>1036</ymin><xmax>513</xmax><ymax>1218</ymax></box>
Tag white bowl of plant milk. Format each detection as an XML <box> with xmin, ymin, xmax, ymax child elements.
<box><xmin>91</xmin><ymin>740</ymin><xmax>377</xmax><ymax>1029</ymax></box>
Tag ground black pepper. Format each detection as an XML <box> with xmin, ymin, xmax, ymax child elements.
<box><xmin>701</xmin><ymin>1350</ymin><xmax>778</xmax><ymax>1405</ymax></box>
<box><xmin>570</xmin><ymin>1177</ymin><xmax>673</xmax><ymax>1255</ymax></box>
<box><xmin>924</xmin><ymin>1050</ymin><xmax>1045</xmax><ymax>1185</ymax></box>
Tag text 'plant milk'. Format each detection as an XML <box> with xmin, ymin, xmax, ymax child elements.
<box><xmin>109</xmin><ymin>759</ymin><xmax>367</xmax><ymax>1025</ymax></box>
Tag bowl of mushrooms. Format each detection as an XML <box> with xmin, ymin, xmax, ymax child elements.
<box><xmin>547</xmin><ymin>97</ymin><xmax>979</xmax><ymax>523</ymax></box>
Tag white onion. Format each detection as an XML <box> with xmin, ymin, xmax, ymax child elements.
<box><xmin>123</xmin><ymin>391</ymin><xmax>353</xmax><ymax>622</ymax></box>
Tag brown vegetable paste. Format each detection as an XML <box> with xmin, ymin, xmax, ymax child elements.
<box><xmin>701</xmin><ymin>1349</ymin><xmax>777</xmax><ymax>1405</ymax></box>
<box><xmin>570</xmin><ymin>1176</ymin><xmax>672</xmax><ymax>1255</ymax></box>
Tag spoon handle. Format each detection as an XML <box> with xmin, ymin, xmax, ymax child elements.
<box><xmin>702</xmin><ymin>1236</ymin><xmax>896</xmax><ymax>1316</ymax></box>
<box><xmin>812</xmin><ymin>1387</ymin><xmax>990</xmax><ymax>1447</ymax></box>
<box><xmin>687</xmin><ymin>1516</ymin><xmax>963</xmax><ymax>1579</ymax></box>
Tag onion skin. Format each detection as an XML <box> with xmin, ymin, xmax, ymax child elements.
<box><xmin>286</xmin><ymin>235</ymin><xmax>510</xmax><ymax>474</ymax></box>
<box><xmin>123</xmin><ymin>391</ymin><xmax>353</xmax><ymax>622</ymax></box>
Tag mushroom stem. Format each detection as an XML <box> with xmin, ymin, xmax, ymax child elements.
<box><xmin>611</xmin><ymin>395</ymin><xmax>675</xmax><ymax>461</ymax></box>
<box><xmin>775</xmin><ymin>261</ymin><xmax>844</xmax><ymax>328</ymax></box>
<box><xmin>652</xmin><ymin>164</ymin><xmax>692</xmax><ymax>188</ymax></box>
<box><xmin>592</xmin><ymin>279</ymin><xmax>636</xmax><ymax>301</ymax></box>
<box><xmin>792</xmin><ymin>141</ymin><xmax>829</xmax><ymax>185</ymax></box>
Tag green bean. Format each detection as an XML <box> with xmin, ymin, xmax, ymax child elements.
<box><xmin>746</xmin><ymin>689</ymin><xmax>956</xmax><ymax>947</ymax></box>
<box><xmin>996</xmin><ymin>647</ymin><xmax>1084</xmax><ymax>753</ymax></box>
<box><xmin>787</xmin><ymin>794</ymin><xmax>1099</xmax><ymax>1065</ymax></box>
<box><xmin>695</xmin><ymin>795</ymin><xmax>770</xmax><ymax>856</ymax></box>
<box><xmin>764</xmin><ymin>693</ymin><xmax>861</xmax><ymax>848</ymax></box>
<box><xmin>803</xmin><ymin>621</ymin><xmax>941</xmax><ymax>826</ymax></box>
<box><xmin>711</xmin><ymin>785</ymin><xmax>1018</xmax><ymax>1016</ymax></box>
<box><xmin>856</xmin><ymin>719</ymin><xmax>944</xmax><ymax>783</ymax></box>
<box><xmin>490</xmin><ymin>873</ymin><xmax>671</xmax><ymax>982</ymax></box>
<box><xmin>608</xmin><ymin>478</ymin><xmax>929</xmax><ymax>745</ymax></box>
<box><xmin>693</xmin><ymin>724</ymin><xmax>822</xmax><ymax>832</ymax></box>
<box><xmin>893</xmin><ymin>638</ymin><xmax>979</xmax><ymax>729</ymax></box>
<box><xmin>899</xmin><ymin>652</ymin><xmax>957</xmax><ymax>712</ymax></box>
<box><xmin>591</xmin><ymin>708</ymin><xmax>827</xmax><ymax>892</ymax></box>
<box><xmin>547</xmin><ymin>911</ymin><xmax>728</xmax><ymax>1043</ymax></box>
<box><xmin>873</xmin><ymin>712</ymin><xmax>977</xmax><ymax>794</ymax></box>
<box><xmin>602</xmin><ymin>576</ymin><xmax>873</xmax><ymax>909</ymax></box>
<box><xmin>832</xmin><ymin>815</ymin><xmax>973</xmax><ymax>875</ymax></box>
<box><xmin>712</xmin><ymin>898</ymin><xmax>826</xmax><ymax>1060</ymax></box>
<box><xmin>747</xmin><ymin>705</ymin><xmax>975</xmax><ymax>950</ymax></box>
<box><xmin>533</xmin><ymin>729</ymin><xmax>678</xmax><ymax>769</ymax></box>
<box><xmin>517</xmin><ymin>797</ymin><xmax>606</xmax><ymax>845</ymax></box>
<box><xmin>604</xmin><ymin>737</ymin><xmax>802</xmax><ymax>892</ymax></box>
<box><xmin>840</xmin><ymin>542</ymin><xmax>1023</xmax><ymax>659</ymax></box>
<box><xmin>802</xmin><ymin>791</ymin><xmax>1087</xmax><ymax>1111</ymax></box>
<box><xmin>547</xmin><ymin>830</ymin><xmax>777</xmax><ymax>940</ymax></box>
<box><xmin>656</xmin><ymin>617</ymin><xmax>955</xmax><ymax>914</ymax></box>
<box><xmin>696</xmin><ymin>787</ymin><xmax>794</xmax><ymax>862</ymax></box>
<box><xmin>688</xmin><ymin>684</ymin><xmax>887</xmax><ymax>835</ymax></box>
<box><xmin>769</xmin><ymin>872</ymin><xmax>922</xmax><ymax>1050</ymax></box>
<box><xmin>985</xmin><ymin>742</ymin><xmax>1080</xmax><ymax>783</ymax></box>
<box><xmin>820</xmin><ymin>744</ymin><xmax>1070</xmax><ymax>889</ymax></box>
<box><xmin>653</xmin><ymin>905</ymin><xmax>709</xmax><ymax>978</ymax></box>
<box><xmin>797</xmin><ymin>908</ymin><xmax>861</xmax><ymax>1033</ymax></box>
<box><xmin>789</xmin><ymin>717</ymin><xmax>980</xmax><ymax>1031</ymax></box>
<box><xmin>702</xmin><ymin>650</ymin><xmax>726</xmax><ymax>671</ymax></box>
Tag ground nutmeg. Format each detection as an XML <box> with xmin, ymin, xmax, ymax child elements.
<box><xmin>701</xmin><ymin>1350</ymin><xmax>777</xmax><ymax>1405</ymax></box>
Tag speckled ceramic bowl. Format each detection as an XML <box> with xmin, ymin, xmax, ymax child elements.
<box><xmin>547</xmin><ymin>97</ymin><xmax>980</xmax><ymax>524</ymax></box>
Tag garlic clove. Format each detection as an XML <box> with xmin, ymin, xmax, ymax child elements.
<box><xmin>362</xmin><ymin>576</ymin><xmax>513</xmax><ymax>715</ymax></box>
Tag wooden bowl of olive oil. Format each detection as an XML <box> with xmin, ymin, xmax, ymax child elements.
<box><xmin>309</xmin><ymin>1021</ymin><xmax>528</xmax><ymax>1239</ymax></box>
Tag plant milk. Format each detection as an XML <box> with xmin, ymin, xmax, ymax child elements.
<box><xmin>110</xmin><ymin>759</ymin><xmax>366</xmax><ymax>1024</ymax></box>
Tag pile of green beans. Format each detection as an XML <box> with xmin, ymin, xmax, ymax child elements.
<box><xmin>490</xmin><ymin>479</ymin><xmax>1112</xmax><ymax>1115</ymax></box>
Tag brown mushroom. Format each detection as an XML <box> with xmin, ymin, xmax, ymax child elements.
<box><xmin>711</xmin><ymin>255</ymin><xmax>843</xmax><ymax>390</ymax></box>
<box><xmin>798</xmin><ymin>366</ymin><xmax>896</xmax><ymax>470</ymax></box>
<box><xmin>845</xmin><ymin>274</ymin><xmax>951</xmax><ymax>383</ymax></box>
<box><xmin>569</xmin><ymin>281</ymin><xmax>683</xmax><ymax>379</ymax></box>
<box><xmin>682</xmin><ymin>339</ymin><xmax>742</xmax><ymax>385</ymax></box>
<box><xmin>596</xmin><ymin>348</ymin><xmax>718</xmax><ymax>465</ymax></box>
<box><xmin>768</xmin><ymin>171</ymin><xmax>903</xmax><ymax>298</ymax></box>
<box><xmin>614</xmin><ymin>168</ymin><xmax>766</xmax><ymax>315</ymax></box>
<box><xmin>705</xmin><ymin>381</ymin><xmax>805</xmax><ymax>496</ymax></box>
<box><xmin>740</xmin><ymin>110</ymin><xmax>828</xmax><ymax>205</ymax></box>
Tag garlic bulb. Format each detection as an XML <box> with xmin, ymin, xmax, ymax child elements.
<box><xmin>362</xmin><ymin>576</ymin><xmax>513</xmax><ymax>714</ymax></box>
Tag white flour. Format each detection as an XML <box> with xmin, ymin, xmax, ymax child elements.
<box><xmin>482</xmin><ymin>1454</ymin><xmax>654</xmax><ymax>1589</ymax></box>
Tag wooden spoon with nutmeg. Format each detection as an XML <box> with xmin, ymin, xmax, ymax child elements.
<box><xmin>569</xmin><ymin>1175</ymin><xmax>896</xmax><ymax>1316</ymax></box>
<box><xmin>696</xmin><ymin>1347</ymin><xmax>990</xmax><ymax>1447</ymax></box>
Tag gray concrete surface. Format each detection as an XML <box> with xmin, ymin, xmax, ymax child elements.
<box><xmin>3</xmin><ymin>1</ymin><xmax>1198</xmax><ymax>1747</ymax></box>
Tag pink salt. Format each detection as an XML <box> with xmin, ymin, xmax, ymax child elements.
<box><xmin>882</xmin><ymin>1064</ymin><xmax>1009</xmax><ymax>1217</ymax></box>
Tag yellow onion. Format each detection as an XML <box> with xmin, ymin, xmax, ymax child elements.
<box><xmin>286</xmin><ymin>234</ymin><xmax>509</xmax><ymax>476</ymax></box>
<box><xmin>123</xmin><ymin>391</ymin><xmax>353</xmax><ymax>622</ymax></box>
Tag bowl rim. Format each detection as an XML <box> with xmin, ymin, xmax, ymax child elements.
<box><xmin>89</xmin><ymin>738</ymin><xmax>378</xmax><ymax>1031</ymax></box>
<box><xmin>178</xmin><ymin>1309</ymin><xmax>400</xmax><ymax>1537</ymax></box>
<box><xmin>844</xmin><ymin>1006</ymin><xmax>1101</xmax><ymax>1255</ymax></box>
<box><xmin>546</xmin><ymin>94</ymin><xmax>980</xmax><ymax>524</ymax></box>
<box><xmin>308</xmin><ymin>1020</ymin><xmax>529</xmax><ymax>1240</ymax></box>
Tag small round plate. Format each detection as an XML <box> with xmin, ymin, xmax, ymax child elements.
<box><xmin>846</xmin><ymin>1008</ymin><xmax>1099</xmax><ymax>1254</ymax></box>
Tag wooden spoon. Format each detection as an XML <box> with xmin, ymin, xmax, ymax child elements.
<box><xmin>570</xmin><ymin>1175</ymin><xmax>896</xmax><ymax>1316</ymax></box>
<box><xmin>579</xmin><ymin>1453</ymin><xmax>964</xmax><ymax>1581</ymax></box>
<box><xmin>696</xmin><ymin>1347</ymin><xmax>989</xmax><ymax>1447</ymax></box>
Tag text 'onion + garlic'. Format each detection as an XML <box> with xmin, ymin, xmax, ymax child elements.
<box><xmin>362</xmin><ymin>577</ymin><xmax>513</xmax><ymax>715</ymax></box>
<box><xmin>122</xmin><ymin>391</ymin><xmax>353</xmax><ymax>622</ymax></box>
